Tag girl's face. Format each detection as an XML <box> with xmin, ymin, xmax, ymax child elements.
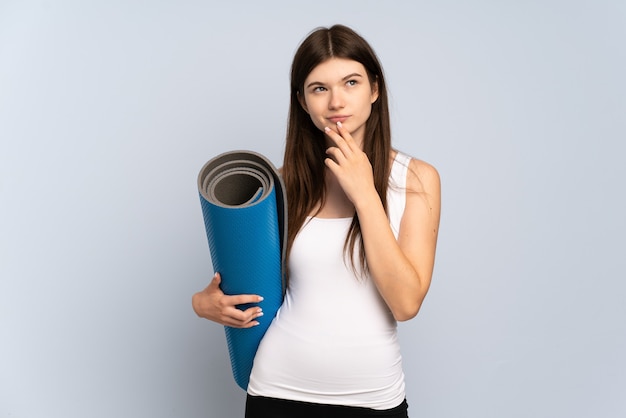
<box><xmin>300</xmin><ymin>58</ymin><xmax>379</xmax><ymax>147</ymax></box>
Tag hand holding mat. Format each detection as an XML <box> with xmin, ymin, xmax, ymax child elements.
<box><xmin>198</xmin><ymin>150</ymin><xmax>286</xmax><ymax>390</ymax></box>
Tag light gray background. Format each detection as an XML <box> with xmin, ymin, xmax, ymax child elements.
<box><xmin>1</xmin><ymin>1</ymin><xmax>625</xmax><ymax>417</ymax></box>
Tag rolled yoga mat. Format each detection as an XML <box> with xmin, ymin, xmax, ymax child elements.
<box><xmin>197</xmin><ymin>150</ymin><xmax>286</xmax><ymax>390</ymax></box>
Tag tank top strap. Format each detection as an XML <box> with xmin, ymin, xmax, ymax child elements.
<box><xmin>387</xmin><ymin>151</ymin><xmax>411</xmax><ymax>239</ymax></box>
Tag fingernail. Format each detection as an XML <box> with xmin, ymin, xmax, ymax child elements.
<box><xmin>337</xmin><ymin>121</ymin><xmax>342</xmax><ymax>128</ymax></box>
<box><xmin>253</xmin><ymin>321</ymin><xmax>260</xmax><ymax>326</ymax></box>
<box><xmin>324</xmin><ymin>126</ymin><xmax>331</xmax><ymax>133</ymax></box>
<box><xmin>258</xmin><ymin>296</ymin><xmax>264</xmax><ymax>302</ymax></box>
<box><xmin>257</xmin><ymin>311</ymin><xmax>264</xmax><ymax>317</ymax></box>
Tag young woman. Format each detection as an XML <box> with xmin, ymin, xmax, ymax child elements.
<box><xmin>192</xmin><ymin>24</ymin><xmax>441</xmax><ymax>417</ymax></box>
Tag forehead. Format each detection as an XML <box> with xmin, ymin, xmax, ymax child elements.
<box><xmin>305</xmin><ymin>58</ymin><xmax>368</xmax><ymax>83</ymax></box>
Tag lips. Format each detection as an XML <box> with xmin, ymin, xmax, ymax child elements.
<box><xmin>327</xmin><ymin>115</ymin><xmax>349</xmax><ymax>124</ymax></box>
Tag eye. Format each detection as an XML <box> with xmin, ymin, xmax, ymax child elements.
<box><xmin>312</xmin><ymin>86</ymin><xmax>327</xmax><ymax>93</ymax></box>
<box><xmin>346</xmin><ymin>79</ymin><xmax>358</xmax><ymax>87</ymax></box>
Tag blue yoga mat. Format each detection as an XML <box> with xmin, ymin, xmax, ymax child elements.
<box><xmin>197</xmin><ymin>150</ymin><xmax>286</xmax><ymax>390</ymax></box>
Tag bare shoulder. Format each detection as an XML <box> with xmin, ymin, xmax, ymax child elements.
<box><xmin>406</xmin><ymin>158</ymin><xmax>440</xmax><ymax>195</ymax></box>
<box><xmin>402</xmin><ymin>157</ymin><xmax>441</xmax><ymax>241</ymax></box>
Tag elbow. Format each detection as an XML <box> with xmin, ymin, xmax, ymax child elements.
<box><xmin>191</xmin><ymin>292</ymin><xmax>201</xmax><ymax>318</ymax></box>
<box><xmin>391</xmin><ymin>282</ymin><xmax>428</xmax><ymax>321</ymax></box>
<box><xmin>392</xmin><ymin>300</ymin><xmax>423</xmax><ymax>322</ymax></box>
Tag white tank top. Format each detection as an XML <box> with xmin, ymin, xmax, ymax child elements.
<box><xmin>247</xmin><ymin>152</ymin><xmax>412</xmax><ymax>409</ymax></box>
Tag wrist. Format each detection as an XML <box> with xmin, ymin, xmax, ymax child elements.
<box><xmin>353</xmin><ymin>188</ymin><xmax>382</xmax><ymax>213</ymax></box>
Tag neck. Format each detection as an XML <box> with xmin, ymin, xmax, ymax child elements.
<box><xmin>311</xmin><ymin>169</ymin><xmax>354</xmax><ymax>218</ymax></box>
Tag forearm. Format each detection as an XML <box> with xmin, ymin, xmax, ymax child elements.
<box><xmin>355</xmin><ymin>192</ymin><xmax>428</xmax><ymax>321</ymax></box>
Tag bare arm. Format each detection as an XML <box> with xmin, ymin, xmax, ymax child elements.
<box><xmin>324</xmin><ymin>123</ymin><xmax>441</xmax><ymax>321</ymax></box>
<box><xmin>357</xmin><ymin>159</ymin><xmax>440</xmax><ymax>320</ymax></box>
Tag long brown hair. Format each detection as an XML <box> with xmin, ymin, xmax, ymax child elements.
<box><xmin>282</xmin><ymin>24</ymin><xmax>392</xmax><ymax>280</ymax></box>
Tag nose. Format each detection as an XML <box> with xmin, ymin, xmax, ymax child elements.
<box><xmin>328</xmin><ymin>88</ymin><xmax>345</xmax><ymax>110</ymax></box>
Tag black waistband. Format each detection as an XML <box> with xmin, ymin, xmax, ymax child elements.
<box><xmin>245</xmin><ymin>394</ymin><xmax>409</xmax><ymax>418</ymax></box>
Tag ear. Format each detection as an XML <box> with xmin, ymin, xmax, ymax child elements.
<box><xmin>370</xmin><ymin>78</ymin><xmax>379</xmax><ymax>104</ymax></box>
<box><xmin>297</xmin><ymin>91</ymin><xmax>309</xmax><ymax>114</ymax></box>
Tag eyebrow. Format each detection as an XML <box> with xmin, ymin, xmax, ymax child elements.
<box><xmin>306</xmin><ymin>72</ymin><xmax>364</xmax><ymax>89</ymax></box>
